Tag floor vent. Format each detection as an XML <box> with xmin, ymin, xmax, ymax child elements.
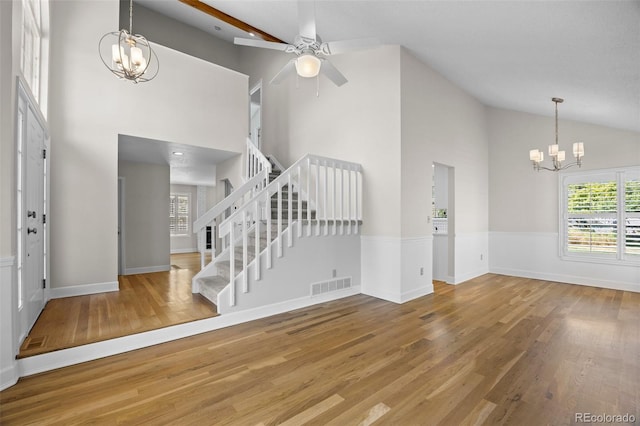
<box><xmin>311</xmin><ymin>277</ymin><xmax>352</xmax><ymax>296</ymax></box>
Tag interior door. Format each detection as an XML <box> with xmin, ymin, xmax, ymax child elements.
<box><xmin>20</xmin><ymin>102</ymin><xmax>46</xmax><ymax>339</ymax></box>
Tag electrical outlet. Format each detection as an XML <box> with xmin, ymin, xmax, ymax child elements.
<box><xmin>332</xmin><ymin>269</ymin><xmax>337</xmax><ymax>278</ymax></box>
<box><xmin>420</xmin><ymin>267</ymin><xmax>424</xmax><ymax>276</ymax></box>
<box><xmin>480</xmin><ymin>254</ymin><xmax>483</xmax><ymax>261</ymax></box>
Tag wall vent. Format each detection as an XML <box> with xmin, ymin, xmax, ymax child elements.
<box><xmin>311</xmin><ymin>277</ymin><xmax>352</xmax><ymax>296</ymax></box>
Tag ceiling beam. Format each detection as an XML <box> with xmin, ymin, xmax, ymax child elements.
<box><xmin>178</xmin><ymin>0</ymin><xmax>285</xmax><ymax>43</ymax></box>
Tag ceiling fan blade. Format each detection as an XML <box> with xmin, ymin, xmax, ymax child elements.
<box><xmin>297</xmin><ymin>0</ymin><xmax>316</xmax><ymax>41</ymax></box>
<box><xmin>320</xmin><ymin>38</ymin><xmax>380</xmax><ymax>55</ymax></box>
<box><xmin>270</xmin><ymin>59</ymin><xmax>297</xmax><ymax>85</ymax></box>
<box><xmin>320</xmin><ymin>59</ymin><xmax>348</xmax><ymax>87</ymax></box>
<box><xmin>234</xmin><ymin>37</ymin><xmax>290</xmax><ymax>51</ymax></box>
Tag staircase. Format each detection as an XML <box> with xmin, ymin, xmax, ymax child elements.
<box><xmin>192</xmin><ymin>140</ymin><xmax>362</xmax><ymax>314</ymax></box>
<box><xmin>196</xmin><ymin>166</ymin><xmax>316</xmax><ymax>304</ymax></box>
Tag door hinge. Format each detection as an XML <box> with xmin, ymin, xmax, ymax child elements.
<box><xmin>42</xmin><ymin>213</ymin><xmax>46</xmax><ymax>224</ymax></box>
<box><xmin>42</xmin><ymin>278</ymin><xmax>46</xmax><ymax>289</ymax></box>
<box><xmin>42</xmin><ymin>149</ymin><xmax>47</xmax><ymax>159</ymax></box>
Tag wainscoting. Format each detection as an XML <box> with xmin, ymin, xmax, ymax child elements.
<box><xmin>489</xmin><ymin>232</ymin><xmax>640</xmax><ymax>292</ymax></box>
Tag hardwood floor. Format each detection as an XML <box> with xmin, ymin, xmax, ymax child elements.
<box><xmin>18</xmin><ymin>253</ymin><xmax>217</xmax><ymax>358</ymax></box>
<box><xmin>2</xmin><ymin>274</ymin><xmax>639</xmax><ymax>424</ymax></box>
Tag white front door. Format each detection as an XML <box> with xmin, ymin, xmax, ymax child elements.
<box><xmin>19</xmin><ymin>94</ymin><xmax>46</xmax><ymax>340</ymax></box>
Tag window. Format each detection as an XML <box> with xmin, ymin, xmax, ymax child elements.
<box><xmin>560</xmin><ymin>167</ymin><xmax>640</xmax><ymax>264</ymax></box>
<box><xmin>21</xmin><ymin>0</ymin><xmax>42</xmax><ymax>102</ymax></box>
<box><xmin>170</xmin><ymin>193</ymin><xmax>190</xmax><ymax>236</ymax></box>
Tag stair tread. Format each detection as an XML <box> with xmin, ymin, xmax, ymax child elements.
<box><xmin>198</xmin><ymin>275</ymin><xmax>227</xmax><ymax>289</ymax></box>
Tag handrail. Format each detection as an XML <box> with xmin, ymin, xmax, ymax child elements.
<box><xmin>219</xmin><ymin>154</ymin><xmax>362</xmax><ymax>236</ymax></box>
<box><xmin>247</xmin><ymin>138</ymin><xmax>271</xmax><ymax>180</ymax></box>
<box><xmin>193</xmin><ymin>170</ymin><xmax>268</xmax><ymax>232</ymax></box>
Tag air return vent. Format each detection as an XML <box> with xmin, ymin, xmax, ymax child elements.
<box><xmin>311</xmin><ymin>277</ymin><xmax>352</xmax><ymax>296</ymax></box>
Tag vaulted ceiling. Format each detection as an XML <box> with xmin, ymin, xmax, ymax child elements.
<box><xmin>136</xmin><ymin>0</ymin><xmax>640</xmax><ymax>133</ymax></box>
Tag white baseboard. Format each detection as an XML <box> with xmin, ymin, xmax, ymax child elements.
<box><xmin>124</xmin><ymin>265</ymin><xmax>171</xmax><ymax>275</ymax></box>
<box><xmin>453</xmin><ymin>267</ymin><xmax>490</xmax><ymax>285</ymax></box>
<box><xmin>170</xmin><ymin>248</ymin><xmax>198</xmax><ymax>254</ymax></box>
<box><xmin>17</xmin><ymin>285</ymin><xmax>361</xmax><ymax>378</ymax></box>
<box><xmin>491</xmin><ymin>266</ymin><xmax>640</xmax><ymax>293</ymax></box>
<box><xmin>49</xmin><ymin>281</ymin><xmax>119</xmax><ymax>299</ymax></box>
<box><xmin>0</xmin><ymin>364</ymin><xmax>19</xmax><ymax>391</ymax></box>
<box><xmin>0</xmin><ymin>257</ymin><xmax>17</xmax><ymax>391</ymax></box>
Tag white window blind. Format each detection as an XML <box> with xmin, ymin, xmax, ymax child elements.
<box><xmin>625</xmin><ymin>178</ymin><xmax>640</xmax><ymax>256</ymax></box>
<box><xmin>561</xmin><ymin>167</ymin><xmax>640</xmax><ymax>265</ymax></box>
<box><xmin>170</xmin><ymin>193</ymin><xmax>190</xmax><ymax>236</ymax></box>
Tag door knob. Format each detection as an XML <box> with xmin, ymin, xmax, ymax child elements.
<box><xmin>27</xmin><ymin>227</ymin><xmax>37</xmax><ymax>234</ymax></box>
<box><xmin>28</xmin><ymin>210</ymin><xmax>36</xmax><ymax>218</ymax></box>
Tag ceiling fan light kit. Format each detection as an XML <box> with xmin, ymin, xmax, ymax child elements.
<box><xmin>295</xmin><ymin>54</ymin><xmax>322</xmax><ymax>78</ymax></box>
<box><xmin>234</xmin><ymin>0</ymin><xmax>380</xmax><ymax>88</ymax></box>
<box><xmin>529</xmin><ymin>97</ymin><xmax>584</xmax><ymax>172</ymax></box>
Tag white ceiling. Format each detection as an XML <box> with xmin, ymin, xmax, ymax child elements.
<box><xmin>137</xmin><ymin>0</ymin><xmax>640</xmax><ymax>133</ymax></box>
<box><xmin>118</xmin><ymin>135</ymin><xmax>238</xmax><ymax>186</ymax></box>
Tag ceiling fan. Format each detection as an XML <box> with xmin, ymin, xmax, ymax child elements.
<box><xmin>234</xmin><ymin>1</ymin><xmax>380</xmax><ymax>87</ymax></box>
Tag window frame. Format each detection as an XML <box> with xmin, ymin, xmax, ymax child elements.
<box><xmin>21</xmin><ymin>0</ymin><xmax>42</xmax><ymax>103</ymax></box>
<box><xmin>559</xmin><ymin>166</ymin><xmax>640</xmax><ymax>266</ymax></box>
<box><xmin>169</xmin><ymin>193</ymin><xmax>190</xmax><ymax>237</ymax></box>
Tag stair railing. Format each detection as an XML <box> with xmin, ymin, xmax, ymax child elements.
<box><xmin>247</xmin><ymin>138</ymin><xmax>272</xmax><ymax>182</ymax></box>
<box><xmin>193</xmin><ymin>139</ymin><xmax>271</xmax><ymax>270</ymax></box>
<box><xmin>218</xmin><ymin>154</ymin><xmax>362</xmax><ymax>307</ymax></box>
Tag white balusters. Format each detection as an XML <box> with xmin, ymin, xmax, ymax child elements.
<box><xmin>277</xmin><ymin>181</ymin><xmax>283</xmax><ymax>258</ymax></box>
<box><xmin>214</xmin><ymin>154</ymin><xmax>362</xmax><ymax>303</ymax></box>
<box><xmin>255</xmin><ymin>201</ymin><xmax>261</xmax><ymax>281</ymax></box>
<box><xmin>242</xmin><ymin>210</ymin><xmax>248</xmax><ymax>293</ymax></box>
<box><xmin>307</xmin><ymin>157</ymin><xmax>312</xmax><ymax>236</ymax></box>
<box><xmin>315</xmin><ymin>160</ymin><xmax>321</xmax><ymax>236</ymax></box>
<box><xmin>297</xmin><ymin>165</ymin><xmax>302</xmax><ymax>238</ymax></box>
<box><xmin>323</xmin><ymin>161</ymin><xmax>328</xmax><ymax>236</ymax></box>
<box><xmin>229</xmin><ymin>223</ymin><xmax>235</xmax><ymax>306</ymax></box>
<box><xmin>288</xmin><ymin>173</ymin><xmax>293</xmax><ymax>247</ymax></box>
<box><xmin>266</xmin><ymin>188</ymin><xmax>272</xmax><ymax>269</ymax></box>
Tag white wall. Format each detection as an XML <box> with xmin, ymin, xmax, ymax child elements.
<box><xmin>238</xmin><ymin>44</ymin><xmax>492</xmax><ymax>301</ymax></box>
<box><xmin>487</xmin><ymin>107</ymin><xmax>640</xmax><ymax>290</ymax></box>
<box><xmin>170</xmin><ymin>184</ymin><xmax>198</xmax><ymax>254</ymax></box>
<box><xmin>119</xmin><ymin>161</ymin><xmax>170</xmax><ymax>273</ymax></box>
<box><xmin>398</xmin><ymin>48</ymin><xmax>489</xmax><ymax>291</ymax></box>
<box><xmin>119</xmin><ymin>0</ymin><xmax>240</xmax><ymax>72</ymax></box>
<box><xmin>47</xmin><ymin>0</ymin><xmax>247</xmax><ymax>290</ymax></box>
<box><xmin>239</xmin><ymin>45</ymin><xmax>403</xmax><ymax>238</ymax></box>
<box><xmin>219</xmin><ymin>226</ymin><xmax>361</xmax><ymax>314</ymax></box>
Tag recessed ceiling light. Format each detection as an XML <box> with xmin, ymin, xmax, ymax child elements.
<box><xmin>248</xmin><ymin>32</ymin><xmax>255</xmax><ymax>37</ymax></box>
<box><xmin>214</xmin><ymin>25</ymin><xmax>221</xmax><ymax>31</ymax></box>
<box><xmin>173</xmin><ymin>151</ymin><xmax>184</xmax><ymax>156</ymax></box>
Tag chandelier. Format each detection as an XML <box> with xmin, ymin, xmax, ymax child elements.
<box><xmin>529</xmin><ymin>98</ymin><xmax>584</xmax><ymax>171</ymax></box>
<box><xmin>98</xmin><ymin>0</ymin><xmax>158</xmax><ymax>83</ymax></box>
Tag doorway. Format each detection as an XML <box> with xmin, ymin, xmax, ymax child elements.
<box><xmin>249</xmin><ymin>81</ymin><xmax>262</xmax><ymax>149</ymax></box>
<box><xmin>117</xmin><ymin>177</ymin><xmax>126</xmax><ymax>275</ymax></box>
<box><xmin>432</xmin><ymin>162</ymin><xmax>454</xmax><ymax>284</ymax></box>
<box><xmin>17</xmin><ymin>82</ymin><xmax>48</xmax><ymax>343</ymax></box>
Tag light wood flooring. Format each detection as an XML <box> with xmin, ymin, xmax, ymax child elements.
<box><xmin>18</xmin><ymin>253</ymin><xmax>217</xmax><ymax>358</ymax></box>
<box><xmin>2</xmin><ymin>274</ymin><xmax>639</xmax><ymax>424</ymax></box>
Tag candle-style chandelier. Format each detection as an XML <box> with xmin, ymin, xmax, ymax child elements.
<box><xmin>529</xmin><ymin>98</ymin><xmax>584</xmax><ymax>171</ymax></box>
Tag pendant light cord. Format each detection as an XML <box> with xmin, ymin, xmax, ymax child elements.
<box><xmin>555</xmin><ymin>99</ymin><xmax>559</xmax><ymax>146</ymax></box>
